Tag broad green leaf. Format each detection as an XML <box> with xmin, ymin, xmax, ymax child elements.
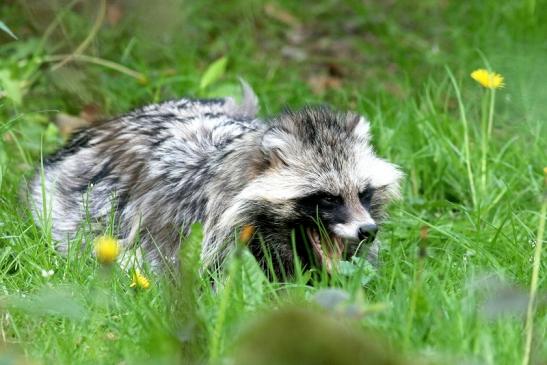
<box><xmin>338</xmin><ymin>256</ymin><xmax>376</xmax><ymax>286</ymax></box>
<box><xmin>199</xmin><ymin>57</ymin><xmax>227</xmax><ymax>90</ymax></box>
<box><xmin>179</xmin><ymin>222</ymin><xmax>204</xmax><ymax>281</ymax></box>
<box><xmin>239</xmin><ymin>249</ymin><xmax>267</xmax><ymax>309</ymax></box>
<box><xmin>44</xmin><ymin>123</ymin><xmax>61</xmax><ymax>143</ymax></box>
<box><xmin>204</xmin><ymin>82</ymin><xmax>240</xmax><ymax>99</ymax></box>
<box><xmin>0</xmin><ymin>20</ymin><xmax>17</xmax><ymax>40</ymax></box>
<box><xmin>0</xmin><ymin>70</ymin><xmax>23</xmax><ymax>105</ymax></box>
<box><xmin>6</xmin><ymin>286</ymin><xmax>88</xmax><ymax>321</ymax></box>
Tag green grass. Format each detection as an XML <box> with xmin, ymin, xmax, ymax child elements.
<box><xmin>1</xmin><ymin>1</ymin><xmax>546</xmax><ymax>364</ymax></box>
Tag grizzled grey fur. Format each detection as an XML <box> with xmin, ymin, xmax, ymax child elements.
<box><xmin>28</xmin><ymin>83</ymin><xmax>401</xmax><ymax>275</ymax></box>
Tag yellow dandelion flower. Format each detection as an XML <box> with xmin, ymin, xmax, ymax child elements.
<box><xmin>94</xmin><ymin>235</ymin><xmax>120</xmax><ymax>264</ymax></box>
<box><xmin>130</xmin><ymin>270</ymin><xmax>150</xmax><ymax>289</ymax></box>
<box><xmin>471</xmin><ymin>69</ymin><xmax>505</xmax><ymax>89</ymax></box>
<box><xmin>239</xmin><ymin>225</ymin><xmax>255</xmax><ymax>244</ymax></box>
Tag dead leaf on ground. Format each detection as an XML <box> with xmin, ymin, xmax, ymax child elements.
<box><xmin>307</xmin><ymin>74</ymin><xmax>342</xmax><ymax>95</ymax></box>
<box><xmin>285</xmin><ymin>27</ymin><xmax>308</xmax><ymax>45</ymax></box>
<box><xmin>281</xmin><ymin>46</ymin><xmax>307</xmax><ymax>61</ymax></box>
<box><xmin>264</xmin><ymin>3</ymin><xmax>301</xmax><ymax>29</ymax></box>
<box><xmin>79</xmin><ymin>103</ymin><xmax>103</xmax><ymax>122</ymax></box>
<box><xmin>55</xmin><ymin>113</ymin><xmax>91</xmax><ymax>137</ymax></box>
<box><xmin>106</xmin><ymin>2</ymin><xmax>124</xmax><ymax>26</ymax></box>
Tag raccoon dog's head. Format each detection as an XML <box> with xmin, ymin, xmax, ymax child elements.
<box><xmin>239</xmin><ymin>106</ymin><xmax>402</xmax><ymax>275</ymax></box>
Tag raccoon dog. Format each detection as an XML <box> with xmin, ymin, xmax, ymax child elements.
<box><xmin>28</xmin><ymin>83</ymin><xmax>402</xmax><ymax>276</ymax></box>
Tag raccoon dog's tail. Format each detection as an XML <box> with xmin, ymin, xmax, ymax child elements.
<box><xmin>223</xmin><ymin>78</ymin><xmax>259</xmax><ymax>119</ymax></box>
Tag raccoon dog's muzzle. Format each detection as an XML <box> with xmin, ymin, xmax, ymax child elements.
<box><xmin>305</xmin><ymin>223</ymin><xmax>377</xmax><ymax>272</ymax></box>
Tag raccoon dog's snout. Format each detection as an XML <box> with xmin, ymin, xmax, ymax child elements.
<box><xmin>27</xmin><ymin>82</ymin><xmax>402</xmax><ymax>277</ymax></box>
<box><xmin>358</xmin><ymin>224</ymin><xmax>378</xmax><ymax>243</ymax></box>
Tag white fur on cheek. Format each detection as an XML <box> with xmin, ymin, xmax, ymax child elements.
<box><xmin>354</xmin><ymin>146</ymin><xmax>402</xmax><ymax>189</ymax></box>
<box><xmin>367</xmin><ymin>158</ymin><xmax>402</xmax><ymax>188</ymax></box>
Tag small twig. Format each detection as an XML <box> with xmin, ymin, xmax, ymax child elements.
<box><xmin>51</xmin><ymin>0</ymin><xmax>106</xmax><ymax>71</ymax></box>
<box><xmin>43</xmin><ymin>54</ymin><xmax>147</xmax><ymax>83</ymax></box>
<box><xmin>38</xmin><ymin>0</ymin><xmax>82</xmax><ymax>52</ymax></box>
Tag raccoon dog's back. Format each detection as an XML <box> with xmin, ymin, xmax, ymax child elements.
<box><xmin>29</xmin><ymin>85</ymin><xmax>264</xmax><ymax>268</ymax></box>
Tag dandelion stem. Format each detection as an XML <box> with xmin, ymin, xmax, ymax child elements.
<box><xmin>487</xmin><ymin>89</ymin><xmax>496</xmax><ymax>140</ymax></box>
<box><xmin>447</xmin><ymin>68</ymin><xmax>477</xmax><ymax>207</ymax></box>
<box><xmin>480</xmin><ymin>93</ymin><xmax>488</xmax><ymax>193</ymax></box>
<box><xmin>480</xmin><ymin>89</ymin><xmax>496</xmax><ymax>193</ymax></box>
<box><xmin>522</xmin><ymin>171</ymin><xmax>546</xmax><ymax>365</ymax></box>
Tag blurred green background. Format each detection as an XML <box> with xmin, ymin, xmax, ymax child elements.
<box><xmin>1</xmin><ymin>0</ymin><xmax>545</xmax><ymax>113</ymax></box>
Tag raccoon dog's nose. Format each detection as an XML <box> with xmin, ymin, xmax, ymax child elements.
<box><xmin>358</xmin><ymin>224</ymin><xmax>378</xmax><ymax>243</ymax></box>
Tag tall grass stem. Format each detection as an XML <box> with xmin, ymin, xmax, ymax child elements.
<box><xmin>522</xmin><ymin>170</ymin><xmax>546</xmax><ymax>365</ymax></box>
<box><xmin>209</xmin><ymin>252</ymin><xmax>239</xmax><ymax>362</ymax></box>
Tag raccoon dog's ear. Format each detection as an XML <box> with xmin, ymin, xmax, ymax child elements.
<box><xmin>260</xmin><ymin>127</ymin><xmax>297</xmax><ymax>168</ymax></box>
<box><xmin>346</xmin><ymin>113</ymin><xmax>371</xmax><ymax>141</ymax></box>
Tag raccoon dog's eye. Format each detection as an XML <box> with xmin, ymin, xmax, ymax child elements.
<box><xmin>320</xmin><ymin>194</ymin><xmax>343</xmax><ymax>206</ymax></box>
<box><xmin>358</xmin><ymin>189</ymin><xmax>374</xmax><ymax>205</ymax></box>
